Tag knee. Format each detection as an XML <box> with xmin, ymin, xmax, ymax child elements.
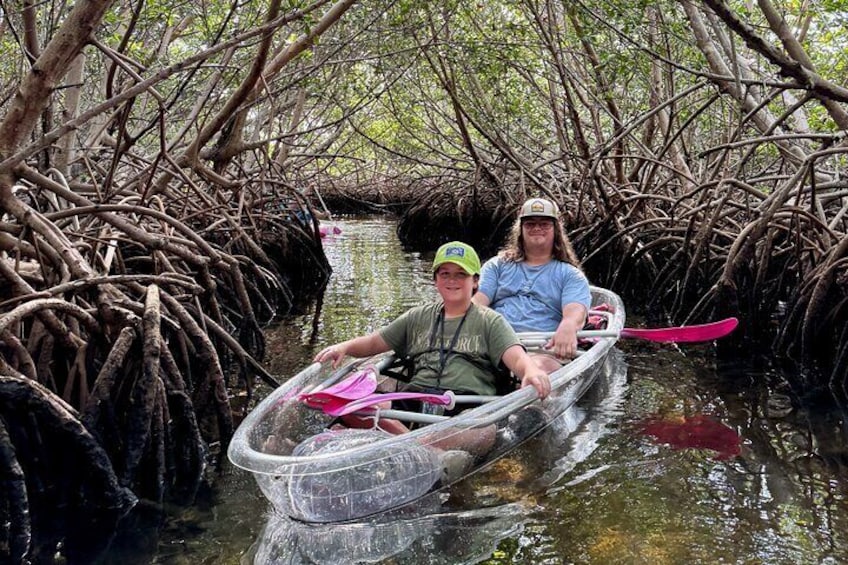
<box><xmin>531</xmin><ymin>353</ymin><xmax>562</xmax><ymax>373</ymax></box>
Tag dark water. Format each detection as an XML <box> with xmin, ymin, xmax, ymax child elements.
<box><xmin>143</xmin><ymin>217</ymin><xmax>848</xmax><ymax>564</ymax></box>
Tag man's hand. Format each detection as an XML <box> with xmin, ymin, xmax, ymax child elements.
<box><xmin>545</xmin><ymin>321</ymin><xmax>579</xmax><ymax>359</ymax></box>
<box><xmin>545</xmin><ymin>304</ymin><xmax>587</xmax><ymax>359</ymax></box>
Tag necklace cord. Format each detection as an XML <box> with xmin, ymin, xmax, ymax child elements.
<box><xmin>428</xmin><ymin>306</ymin><xmax>471</xmax><ymax>388</ymax></box>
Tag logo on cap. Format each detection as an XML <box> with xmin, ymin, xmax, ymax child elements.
<box><xmin>445</xmin><ymin>246</ymin><xmax>465</xmax><ymax>257</ymax></box>
<box><xmin>530</xmin><ymin>200</ymin><xmax>546</xmax><ymax>213</ymax></box>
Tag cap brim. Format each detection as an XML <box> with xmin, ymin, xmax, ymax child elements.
<box><xmin>433</xmin><ymin>259</ymin><xmax>478</xmax><ymax>275</ymax></box>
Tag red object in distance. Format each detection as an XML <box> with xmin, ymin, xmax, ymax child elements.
<box><xmin>319</xmin><ymin>225</ymin><xmax>342</xmax><ymax>238</ymax></box>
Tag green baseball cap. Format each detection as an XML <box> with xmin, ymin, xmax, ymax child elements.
<box><xmin>432</xmin><ymin>241</ymin><xmax>481</xmax><ymax>275</ymax></box>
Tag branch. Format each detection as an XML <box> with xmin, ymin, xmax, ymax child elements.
<box><xmin>701</xmin><ymin>0</ymin><xmax>848</xmax><ymax>104</ymax></box>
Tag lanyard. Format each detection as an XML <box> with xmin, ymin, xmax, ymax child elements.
<box><xmin>428</xmin><ymin>305</ymin><xmax>470</xmax><ymax>387</ymax></box>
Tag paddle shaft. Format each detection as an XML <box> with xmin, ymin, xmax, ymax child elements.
<box><xmin>518</xmin><ymin>317</ymin><xmax>738</xmax><ymax>344</ymax></box>
<box><xmin>329</xmin><ymin>392</ymin><xmax>502</xmax><ymax>417</ymax></box>
<box><xmin>358</xmin><ymin>408</ymin><xmax>448</xmax><ymax>424</ymax></box>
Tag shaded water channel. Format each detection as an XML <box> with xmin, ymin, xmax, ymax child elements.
<box><xmin>143</xmin><ymin>217</ymin><xmax>848</xmax><ymax>564</ymax></box>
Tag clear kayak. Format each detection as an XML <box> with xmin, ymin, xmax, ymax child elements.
<box><xmin>246</xmin><ymin>352</ymin><xmax>630</xmax><ymax>564</ymax></box>
<box><xmin>228</xmin><ymin>286</ymin><xmax>626</xmax><ymax>523</ymax></box>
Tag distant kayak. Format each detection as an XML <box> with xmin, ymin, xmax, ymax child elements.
<box><xmin>319</xmin><ymin>225</ymin><xmax>342</xmax><ymax>238</ymax></box>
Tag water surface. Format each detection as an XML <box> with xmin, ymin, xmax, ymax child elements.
<box><xmin>146</xmin><ymin>217</ymin><xmax>848</xmax><ymax>564</ymax></box>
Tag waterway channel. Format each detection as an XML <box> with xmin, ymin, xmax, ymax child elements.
<box><xmin>120</xmin><ymin>216</ymin><xmax>848</xmax><ymax>564</ymax></box>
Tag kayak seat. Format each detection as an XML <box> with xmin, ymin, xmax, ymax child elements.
<box><xmin>494</xmin><ymin>368</ymin><xmax>520</xmax><ymax>396</ymax></box>
<box><xmin>382</xmin><ymin>352</ymin><xmax>515</xmax><ymax>396</ymax></box>
<box><xmin>378</xmin><ymin>355</ymin><xmax>415</xmax><ymax>383</ymax></box>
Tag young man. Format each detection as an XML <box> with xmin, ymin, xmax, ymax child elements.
<box><xmin>472</xmin><ymin>198</ymin><xmax>591</xmax><ymax>371</ymax></box>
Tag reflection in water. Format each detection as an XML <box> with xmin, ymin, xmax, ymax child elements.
<box><xmin>262</xmin><ymin>217</ymin><xmax>434</xmax><ymax>380</ymax></box>
<box><xmin>635</xmin><ymin>413</ymin><xmax>741</xmax><ymax>460</ymax></box>
<box><xmin>249</xmin><ymin>502</ymin><xmax>529</xmax><ymax>565</ymax></box>
<box><xmin>539</xmin><ymin>348</ymin><xmax>629</xmax><ymax>493</ymax></box>
<box><xmin>525</xmin><ymin>349</ymin><xmax>848</xmax><ymax>564</ymax></box>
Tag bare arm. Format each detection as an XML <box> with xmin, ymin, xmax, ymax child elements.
<box><xmin>501</xmin><ymin>344</ymin><xmax>551</xmax><ymax>399</ymax></box>
<box><xmin>545</xmin><ymin>303</ymin><xmax>587</xmax><ymax>360</ymax></box>
<box><xmin>313</xmin><ymin>332</ymin><xmax>391</xmax><ymax>368</ymax></box>
<box><xmin>471</xmin><ymin>291</ymin><xmax>491</xmax><ymax>307</ymax></box>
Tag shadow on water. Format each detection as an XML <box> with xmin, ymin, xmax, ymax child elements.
<box><xmin>103</xmin><ymin>216</ymin><xmax>848</xmax><ymax>564</ymax></box>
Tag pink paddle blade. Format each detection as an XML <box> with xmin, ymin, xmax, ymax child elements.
<box><xmin>299</xmin><ymin>367</ymin><xmax>378</xmax><ymax>409</ymax></box>
<box><xmin>620</xmin><ymin>317</ymin><xmax>739</xmax><ymax>343</ymax></box>
<box><xmin>325</xmin><ymin>391</ymin><xmax>454</xmax><ymax>417</ymax></box>
<box><xmin>318</xmin><ymin>368</ymin><xmax>378</xmax><ymax>399</ymax></box>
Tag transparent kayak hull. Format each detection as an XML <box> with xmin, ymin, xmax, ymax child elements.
<box><xmin>228</xmin><ymin>287</ymin><xmax>625</xmax><ymax>523</ymax></box>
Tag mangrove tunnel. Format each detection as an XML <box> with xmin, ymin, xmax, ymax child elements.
<box><xmin>0</xmin><ymin>0</ymin><xmax>846</xmax><ymax>562</ymax></box>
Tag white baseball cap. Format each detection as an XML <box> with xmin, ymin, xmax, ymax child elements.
<box><xmin>519</xmin><ymin>198</ymin><xmax>559</xmax><ymax>219</ymax></box>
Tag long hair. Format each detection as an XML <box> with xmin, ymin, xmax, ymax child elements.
<box><xmin>499</xmin><ymin>216</ymin><xmax>583</xmax><ymax>268</ymax></box>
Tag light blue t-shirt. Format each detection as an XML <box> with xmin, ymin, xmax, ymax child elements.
<box><xmin>478</xmin><ymin>257</ymin><xmax>591</xmax><ymax>332</ymax></box>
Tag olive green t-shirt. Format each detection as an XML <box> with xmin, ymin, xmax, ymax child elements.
<box><xmin>379</xmin><ymin>302</ymin><xmax>521</xmax><ymax>396</ymax></box>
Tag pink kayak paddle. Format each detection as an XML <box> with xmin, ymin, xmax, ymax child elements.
<box><xmin>299</xmin><ymin>367</ymin><xmax>378</xmax><ymax>413</ymax></box>
<box><xmin>299</xmin><ymin>365</ymin><xmax>456</xmax><ymax>417</ymax></box>
<box><xmin>520</xmin><ymin>317</ymin><xmax>739</xmax><ymax>345</ymax></box>
<box><xmin>322</xmin><ymin>390</ymin><xmax>455</xmax><ymax>417</ymax></box>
